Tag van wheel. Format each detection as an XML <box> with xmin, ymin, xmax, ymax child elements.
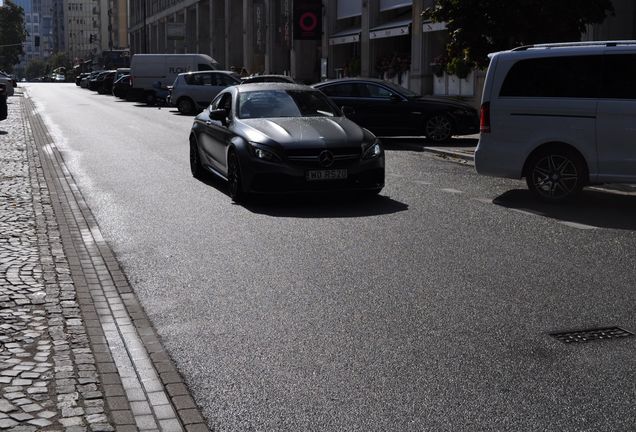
<box><xmin>177</xmin><ymin>98</ymin><xmax>195</xmax><ymax>115</ymax></box>
<box><xmin>425</xmin><ymin>114</ymin><xmax>453</xmax><ymax>142</ymax></box>
<box><xmin>526</xmin><ymin>148</ymin><xmax>586</xmax><ymax>202</ymax></box>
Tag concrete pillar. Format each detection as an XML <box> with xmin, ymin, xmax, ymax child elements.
<box><xmin>410</xmin><ymin>0</ymin><xmax>425</xmax><ymax>94</ymax></box>
<box><xmin>361</xmin><ymin>0</ymin><xmax>379</xmax><ymax>77</ymax></box>
<box><xmin>210</xmin><ymin>0</ymin><xmax>225</xmax><ymax>66</ymax></box>
<box><xmin>243</xmin><ymin>0</ymin><xmax>252</xmax><ymax>73</ymax></box>
<box><xmin>225</xmin><ymin>0</ymin><xmax>243</xmax><ymax>71</ymax></box>
<box><xmin>198</xmin><ymin>0</ymin><xmax>210</xmax><ymax>55</ymax></box>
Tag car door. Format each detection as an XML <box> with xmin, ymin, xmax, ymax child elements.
<box><xmin>596</xmin><ymin>52</ymin><xmax>636</xmax><ymax>182</ymax></box>
<box><xmin>197</xmin><ymin>92</ymin><xmax>235</xmax><ymax>175</ymax></box>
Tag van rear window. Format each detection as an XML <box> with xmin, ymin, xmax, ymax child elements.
<box><xmin>500</xmin><ymin>55</ymin><xmax>602</xmax><ymax>98</ymax></box>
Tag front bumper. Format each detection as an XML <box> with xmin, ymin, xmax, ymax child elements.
<box><xmin>240</xmin><ymin>152</ymin><xmax>385</xmax><ymax>194</ymax></box>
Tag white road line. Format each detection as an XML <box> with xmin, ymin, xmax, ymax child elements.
<box><xmin>559</xmin><ymin>221</ymin><xmax>598</xmax><ymax>230</ymax></box>
<box><xmin>440</xmin><ymin>188</ymin><xmax>463</xmax><ymax>194</ymax></box>
<box><xmin>472</xmin><ymin>197</ymin><xmax>492</xmax><ymax>204</ymax></box>
<box><xmin>413</xmin><ymin>180</ymin><xmax>432</xmax><ymax>185</ymax></box>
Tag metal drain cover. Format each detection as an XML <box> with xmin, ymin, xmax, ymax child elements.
<box><xmin>550</xmin><ymin>327</ymin><xmax>634</xmax><ymax>343</ymax></box>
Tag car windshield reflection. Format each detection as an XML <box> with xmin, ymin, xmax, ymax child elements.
<box><xmin>238</xmin><ymin>90</ymin><xmax>338</xmax><ymax>119</ymax></box>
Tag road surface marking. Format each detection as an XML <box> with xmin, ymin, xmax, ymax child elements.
<box><xmin>559</xmin><ymin>221</ymin><xmax>597</xmax><ymax>230</ymax></box>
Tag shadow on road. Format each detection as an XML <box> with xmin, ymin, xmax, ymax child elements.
<box><xmin>0</xmin><ymin>131</ymin><xmax>7</xmax><ymax>135</ymax></box>
<box><xmin>493</xmin><ymin>188</ymin><xmax>636</xmax><ymax>230</ymax></box>
<box><xmin>196</xmin><ymin>175</ymin><xmax>408</xmax><ymax>217</ymax></box>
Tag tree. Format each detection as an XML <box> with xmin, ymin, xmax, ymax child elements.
<box><xmin>0</xmin><ymin>0</ymin><xmax>27</xmax><ymax>73</ymax></box>
<box><xmin>48</xmin><ymin>52</ymin><xmax>71</xmax><ymax>71</ymax></box>
<box><xmin>26</xmin><ymin>58</ymin><xmax>46</xmax><ymax>79</ymax></box>
<box><xmin>423</xmin><ymin>0</ymin><xmax>615</xmax><ymax>69</ymax></box>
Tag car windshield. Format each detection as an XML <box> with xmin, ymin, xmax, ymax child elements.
<box><xmin>238</xmin><ymin>90</ymin><xmax>339</xmax><ymax>119</ymax></box>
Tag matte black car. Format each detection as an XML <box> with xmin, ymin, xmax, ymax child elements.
<box><xmin>312</xmin><ymin>78</ymin><xmax>479</xmax><ymax>142</ymax></box>
<box><xmin>189</xmin><ymin>83</ymin><xmax>385</xmax><ymax>202</ymax></box>
<box><xmin>87</xmin><ymin>71</ymin><xmax>108</xmax><ymax>91</ymax></box>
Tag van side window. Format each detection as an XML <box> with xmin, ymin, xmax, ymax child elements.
<box><xmin>198</xmin><ymin>63</ymin><xmax>214</xmax><ymax>71</ymax></box>
<box><xmin>500</xmin><ymin>55</ymin><xmax>602</xmax><ymax>98</ymax></box>
<box><xmin>602</xmin><ymin>54</ymin><xmax>636</xmax><ymax>99</ymax></box>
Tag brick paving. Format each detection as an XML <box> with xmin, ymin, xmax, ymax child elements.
<box><xmin>0</xmin><ymin>91</ymin><xmax>209</xmax><ymax>431</ymax></box>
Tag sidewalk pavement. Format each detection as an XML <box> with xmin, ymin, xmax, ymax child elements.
<box><xmin>1</xmin><ymin>89</ymin><xmax>209</xmax><ymax>431</ymax></box>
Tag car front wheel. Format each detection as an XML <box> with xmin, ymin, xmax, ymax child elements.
<box><xmin>189</xmin><ymin>138</ymin><xmax>204</xmax><ymax>179</ymax></box>
<box><xmin>425</xmin><ymin>114</ymin><xmax>453</xmax><ymax>142</ymax></box>
<box><xmin>526</xmin><ymin>148</ymin><xmax>586</xmax><ymax>202</ymax></box>
<box><xmin>227</xmin><ymin>151</ymin><xmax>246</xmax><ymax>203</ymax></box>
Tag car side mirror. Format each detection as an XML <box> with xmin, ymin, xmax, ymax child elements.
<box><xmin>209</xmin><ymin>108</ymin><xmax>227</xmax><ymax>122</ymax></box>
<box><xmin>341</xmin><ymin>106</ymin><xmax>355</xmax><ymax>117</ymax></box>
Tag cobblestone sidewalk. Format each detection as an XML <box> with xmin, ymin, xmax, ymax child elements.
<box><xmin>0</xmin><ymin>91</ymin><xmax>208</xmax><ymax>431</ymax></box>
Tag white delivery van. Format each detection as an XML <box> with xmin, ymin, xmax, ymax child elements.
<box><xmin>129</xmin><ymin>54</ymin><xmax>219</xmax><ymax>104</ymax></box>
<box><xmin>475</xmin><ymin>40</ymin><xmax>636</xmax><ymax>202</ymax></box>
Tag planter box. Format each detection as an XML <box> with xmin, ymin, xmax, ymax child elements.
<box><xmin>433</xmin><ymin>71</ymin><xmax>474</xmax><ymax>97</ymax></box>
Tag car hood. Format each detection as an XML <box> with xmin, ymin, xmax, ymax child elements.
<box><xmin>239</xmin><ymin>116</ymin><xmax>367</xmax><ymax>147</ymax></box>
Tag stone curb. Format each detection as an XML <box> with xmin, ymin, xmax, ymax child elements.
<box><xmin>21</xmin><ymin>92</ymin><xmax>210</xmax><ymax>431</ymax></box>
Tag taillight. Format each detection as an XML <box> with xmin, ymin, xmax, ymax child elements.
<box><xmin>480</xmin><ymin>102</ymin><xmax>490</xmax><ymax>134</ymax></box>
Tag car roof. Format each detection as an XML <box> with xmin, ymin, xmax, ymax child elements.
<box><xmin>179</xmin><ymin>70</ymin><xmax>237</xmax><ymax>76</ymax></box>
<box><xmin>313</xmin><ymin>77</ymin><xmax>394</xmax><ymax>87</ymax></box>
<box><xmin>491</xmin><ymin>40</ymin><xmax>636</xmax><ymax>59</ymax></box>
<box><xmin>236</xmin><ymin>83</ymin><xmax>318</xmax><ymax>92</ymax></box>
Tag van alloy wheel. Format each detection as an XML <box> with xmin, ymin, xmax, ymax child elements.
<box><xmin>526</xmin><ymin>151</ymin><xmax>584</xmax><ymax>202</ymax></box>
<box><xmin>425</xmin><ymin>114</ymin><xmax>453</xmax><ymax>142</ymax></box>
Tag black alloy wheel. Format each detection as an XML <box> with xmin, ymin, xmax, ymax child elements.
<box><xmin>526</xmin><ymin>148</ymin><xmax>585</xmax><ymax>202</ymax></box>
<box><xmin>425</xmin><ymin>114</ymin><xmax>453</xmax><ymax>142</ymax></box>
<box><xmin>189</xmin><ymin>138</ymin><xmax>204</xmax><ymax>179</ymax></box>
<box><xmin>227</xmin><ymin>151</ymin><xmax>245</xmax><ymax>203</ymax></box>
<box><xmin>177</xmin><ymin>98</ymin><xmax>195</xmax><ymax>115</ymax></box>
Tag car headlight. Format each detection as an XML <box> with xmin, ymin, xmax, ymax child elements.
<box><xmin>249</xmin><ymin>142</ymin><xmax>280</xmax><ymax>162</ymax></box>
<box><xmin>362</xmin><ymin>140</ymin><xmax>382</xmax><ymax>159</ymax></box>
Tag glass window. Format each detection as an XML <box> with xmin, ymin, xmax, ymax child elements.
<box><xmin>602</xmin><ymin>54</ymin><xmax>636</xmax><ymax>100</ymax></box>
<box><xmin>500</xmin><ymin>55</ymin><xmax>602</xmax><ymax>98</ymax></box>
<box><xmin>238</xmin><ymin>90</ymin><xmax>338</xmax><ymax>119</ymax></box>
<box><xmin>364</xmin><ymin>84</ymin><xmax>392</xmax><ymax>98</ymax></box>
<box><xmin>198</xmin><ymin>63</ymin><xmax>213</xmax><ymax>71</ymax></box>
<box><xmin>320</xmin><ymin>83</ymin><xmax>359</xmax><ymax>97</ymax></box>
<box><xmin>184</xmin><ymin>74</ymin><xmax>202</xmax><ymax>85</ymax></box>
<box><xmin>215</xmin><ymin>73</ymin><xmax>239</xmax><ymax>86</ymax></box>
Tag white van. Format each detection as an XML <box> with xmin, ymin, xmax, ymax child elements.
<box><xmin>475</xmin><ymin>41</ymin><xmax>636</xmax><ymax>202</ymax></box>
<box><xmin>129</xmin><ymin>54</ymin><xmax>219</xmax><ymax>103</ymax></box>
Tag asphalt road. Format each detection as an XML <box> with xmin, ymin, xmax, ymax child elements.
<box><xmin>24</xmin><ymin>83</ymin><xmax>636</xmax><ymax>431</ymax></box>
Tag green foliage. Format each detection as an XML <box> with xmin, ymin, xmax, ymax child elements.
<box><xmin>48</xmin><ymin>52</ymin><xmax>72</xmax><ymax>71</ymax></box>
<box><xmin>423</xmin><ymin>0</ymin><xmax>615</xmax><ymax>69</ymax></box>
<box><xmin>25</xmin><ymin>58</ymin><xmax>46</xmax><ymax>79</ymax></box>
<box><xmin>0</xmin><ymin>0</ymin><xmax>27</xmax><ymax>72</ymax></box>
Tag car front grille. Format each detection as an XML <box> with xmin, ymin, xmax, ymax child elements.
<box><xmin>286</xmin><ymin>147</ymin><xmax>361</xmax><ymax>164</ymax></box>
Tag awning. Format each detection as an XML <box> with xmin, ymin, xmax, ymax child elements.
<box><xmin>369</xmin><ymin>18</ymin><xmax>411</xmax><ymax>39</ymax></box>
<box><xmin>329</xmin><ymin>27</ymin><xmax>361</xmax><ymax>46</ymax></box>
<box><xmin>422</xmin><ymin>20</ymin><xmax>447</xmax><ymax>33</ymax></box>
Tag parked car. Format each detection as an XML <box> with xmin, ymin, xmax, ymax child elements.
<box><xmin>76</xmin><ymin>72</ymin><xmax>91</xmax><ymax>86</ymax></box>
<box><xmin>312</xmin><ymin>78</ymin><xmax>479</xmax><ymax>142</ymax></box>
<box><xmin>86</xmin><ymin>71</ymin><xmax>106</xmax><ymax>90</ymax></box>
<box><xmin>97</xmin><ymin>71</ymin><xmax>117</xmax><ymax>94</ymax></box>
<box><xmin>240</xmin><ymin>74</ymin><xmax>296</xmax><ymax>84</ymax></box>
<box><xmin>0</xmin><ymin>72</ymin><xmax>15</xmax><ymax>97</ymax></box>
<box><xmin>129</xmin><ymin>53</ymin><xmax>220</xmax><ymax>104</ymax></box>
<box><xmin>189</xmin><ymin>83</ymin><xmax>385</xmax><ymax>202</ymax></box>
<box><xmin>112</xmin><ymin>75</ymin><xmax>131</xmax><ymax>98</ymax></box>
<box><xmin>0</xmin><ymin>83</ymin><xmax>7</xmax><ymax>121</ymax></box>
<box><xmin>475</xmin><ymin>40</ymin><xmax>636</xmax><ymax>202</ymax></box>
<box><xmin>115</xmin><ymin>67</ymin><xmax>130</xmax><ymax>83</ymax></box>
<box><xmin>169</xmin><ymin>70</ymin><xmax>240</xmax><ymax>114</ymax></box>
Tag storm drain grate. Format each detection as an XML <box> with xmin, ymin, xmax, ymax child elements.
<box><xmin>550</xmin><ymin>327</ymin><xmax>634</xmax><ymax>344</ymax></box>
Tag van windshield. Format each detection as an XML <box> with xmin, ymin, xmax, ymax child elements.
<box><xmin>198</xmin><ymin>63</ymin><xmax>214</xmax><ymax>71</ymax></box>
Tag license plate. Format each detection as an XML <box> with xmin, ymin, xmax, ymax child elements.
<box><xmin>306</xmin><ymin>169</ymin><xmax>348</xmax><ymax>181</ymax></box>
